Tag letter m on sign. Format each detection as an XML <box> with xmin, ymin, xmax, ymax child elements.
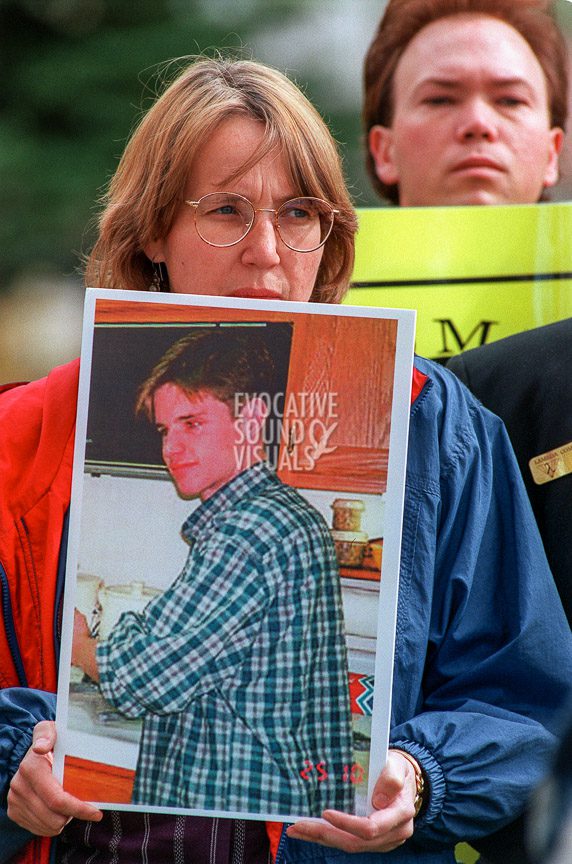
<box><xmin>434</xmin><ymin>319</ymin><xmax>498</xmax><ymax>356</ymax></box>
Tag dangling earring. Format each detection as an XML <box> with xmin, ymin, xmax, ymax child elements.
<box><xmin>151</xmin><ymin>260</ymin><xmax>168</xmax><ymax>292</ymax></box>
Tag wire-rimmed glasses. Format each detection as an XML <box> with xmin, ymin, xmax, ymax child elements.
<box><xmin>184</xmin><ymin>192</ymin><xmax>338</xmax><ymax>253</ymax></box>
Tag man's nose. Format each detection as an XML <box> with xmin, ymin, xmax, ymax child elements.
<box><xmin>162</xmin><ymin>429</ymin><xmax>183</xmax><ymax>461</ymax></box>
<box><xmin>241</xmin><ymin>211</ymin><xmax>281</xmax><ymax>267</ymax></box>
<box><xmin>456</xmin><ymin>99</ymin><xmax>499</xmax><ymax>142</ymax></box>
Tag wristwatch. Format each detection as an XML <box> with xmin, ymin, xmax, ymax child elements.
<box><xmin>392</xmin><ymin>749</ymin><xmax>426</xmax><ymax>817</ymax></box>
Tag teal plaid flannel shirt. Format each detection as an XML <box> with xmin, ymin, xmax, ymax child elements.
<box><xmin>97</xmin><ymin>462</ymin><xmax>354</xmax><ymax>818</ymax></box>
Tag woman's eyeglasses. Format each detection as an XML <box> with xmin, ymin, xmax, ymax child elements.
<box><xmin>184</xmin><ymin>192</ymin><xmax>338</xmax><ymax>253</ymax></box>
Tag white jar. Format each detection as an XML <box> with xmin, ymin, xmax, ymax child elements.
<box><xmin>75</xmin><ymin>572</ymin><xmax>102</xmax><ymax>628</ymax></box>
<box><xmin>97</xmin><ymin>581</ymin><xmax>161</xmax><ymax>640</ymax></box>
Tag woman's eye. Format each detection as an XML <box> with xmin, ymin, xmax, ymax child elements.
<box><xmin>282</xmin><ymin>206</ymin><xmax>313</xmax><ymax>221</ymax></box>
<box><xmin>210</xmin><ymin>205</ymin><xmax>239</xmax><ymax>216</ymax></box>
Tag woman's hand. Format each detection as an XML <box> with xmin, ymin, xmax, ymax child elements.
<box><xmin>286</xmin><ymin>749</ymin><xmax>419</xmax><ymax>853</ymax></box>
<box><xmin>7</xmin><ymin>720</ymin><xmax>103</xmax><ymax>835</ymax></box>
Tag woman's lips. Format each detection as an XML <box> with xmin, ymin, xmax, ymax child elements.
<box><xmin>229</xmin><ymin>287</ymin><xmax>283</xmax><ymax>300</ymax></box>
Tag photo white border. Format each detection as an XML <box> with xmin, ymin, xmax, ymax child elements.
<box><xmin>54</xmin><ymin>287</ymin><xmax>416</xmax><ymax>823</ymax></box>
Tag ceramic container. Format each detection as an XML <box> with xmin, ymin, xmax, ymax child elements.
<box><xmin>331</xmin><ymin>529</ymin><xmax>369</xmax><ymax>566</ymax></box>
<box><xmin>331</xmin><ymin>498</ymin><xmax>365</xmax><ymax>531</ymax></box>
<box><xmin>98</xmin><ymin>580</ymin><xmax>162</xmax><ymax>640</ymax></box>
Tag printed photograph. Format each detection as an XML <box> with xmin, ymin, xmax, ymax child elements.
<box><xmin>54</xmin><ymin>289</ymin><xmax>415</xmax><ymax>822</ymax></box>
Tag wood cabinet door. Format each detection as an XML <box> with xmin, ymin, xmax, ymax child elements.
<box><xmin>277</xmin><ymin>314</ymin><xmax>397</xmax><ymax>494</ymax></box>
<box><xmin>64</xmin><ymin>755</ymin><xmax>135</xmax><ymax>803</ymax></box>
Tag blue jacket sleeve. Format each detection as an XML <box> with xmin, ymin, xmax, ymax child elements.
<box><xmin>390</xmin><ymin>360</ymin><xmax>572</xmax><ymax>849</ymax></box>
<box><xmin>0</xmin><ymin>688</ymin><xmax>56</xmax><ymax>862</ymax></box>
<box><xmin>0</xmin><ymin>812</ymin><xmax>34</xmax><ymax>864</ymax></box>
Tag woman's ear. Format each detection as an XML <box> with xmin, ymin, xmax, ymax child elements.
<box><xmin>368</xmin><ymin>124</ymin><xmax>400</xmax><ymax>186</ymax></box>
<box><xmin>144</xmin><ymin>239</ymin><xmax>165</xmax><ymax>263</ymax></box>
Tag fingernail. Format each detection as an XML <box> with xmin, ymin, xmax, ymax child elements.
<box><xmin>373</xmin><ymin>793</ymin><xmax>390</xmax><ymax>808</ymax></box>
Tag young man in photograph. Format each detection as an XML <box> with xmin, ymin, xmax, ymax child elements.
<box><xmin>72</xmin><ymin>327</ymin><xmax>354</xmax><ymax>818</ymax></box>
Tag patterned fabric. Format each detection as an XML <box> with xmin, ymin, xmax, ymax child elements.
<box><xmin>57</xmin><ymin>812</ymin><xmax>271</xmax><ymax>864</ymax></box>
<box><xmin>348</xmin><ymin>673</ymin><xmax>375</xmax><ymax>716</ymax></box>
<box><xmin>97</xmin><ymin>462</ymin><xmax>354</xmax><ymax>818</ymax></box>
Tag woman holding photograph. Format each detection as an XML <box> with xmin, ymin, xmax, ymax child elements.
<box><xmin>1</xmin><ymin>55</ymin><xmax>571</xmax><ymax>864</ymax></box>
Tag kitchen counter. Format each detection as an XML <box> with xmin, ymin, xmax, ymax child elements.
<box><xmin>65</xmin><ymin>681</ymin><xmax>141</xmax><ymax>770</ymax></box>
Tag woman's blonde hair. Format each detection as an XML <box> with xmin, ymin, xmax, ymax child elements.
<box><xmin>85</xmin><ymin>56</ymin><xmax>357</xmax><ymax>303</ymax></box>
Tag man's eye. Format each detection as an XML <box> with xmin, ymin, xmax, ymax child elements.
<box><xmin>424</xmin><ymin>96</ymin><xmax>454</xmax><ymax>106</ymax></box>
<box><xmin>497</xmin><ymin>97</ymin><xmax>525</xmax><ymax>107</ymax></box>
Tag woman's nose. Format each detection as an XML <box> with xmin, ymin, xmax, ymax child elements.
<box><xmin>240</xmin><ymin>211</ymin><xmax>281</xmax><ymax>267</ymax></box>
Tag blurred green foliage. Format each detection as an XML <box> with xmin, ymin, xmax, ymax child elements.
<box><xmin>0</xmin><ymin>0</ymin><xmax>373</xmax><ymax>288</ymax></box>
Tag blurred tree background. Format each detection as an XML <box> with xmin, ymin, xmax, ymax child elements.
<box><xmin>0</xmin><ymin>0</ymin><xmax>381</xmax><ymax>285</ymax></box>
<box><xmin>0</xmin><ymin>0</ymin><xmax>570</xmax><ymax>379</ymax></box>
<box><xmin>0</xmin><ymin>0</ymin><xmax>385</xmax><ymax>378</ymax></box>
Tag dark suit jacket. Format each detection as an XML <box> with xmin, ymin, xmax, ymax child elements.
<box><xmin>448</xmin><ymin>319</ymin><xmax>572</xmax><ymax>864</ymax></box>
<box><xmin>448</xmin><ymin>318</ymin><xmax>572</xmax><ymax>625</ymax></box>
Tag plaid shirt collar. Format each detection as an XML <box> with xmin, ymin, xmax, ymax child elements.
<box><xmin>181</xmin><ymin>460</ymin><xmax>275</xmax><ymax>541</ymax></box>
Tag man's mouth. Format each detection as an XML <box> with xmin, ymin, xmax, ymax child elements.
<box><xmin>452</xmin><ymin>155</ymin><xmax>505</xmax><ymax>173</ymax></box>
<box><xmin>167</xmin><ymin>461</ymin><xmax>199</xmax><ymax>473</ymax></box>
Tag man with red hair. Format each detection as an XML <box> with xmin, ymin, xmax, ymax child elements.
<box><xmin>363</xmin><ymin>0</ymin><xmax>566</xmax><ymax>207</ymax></box>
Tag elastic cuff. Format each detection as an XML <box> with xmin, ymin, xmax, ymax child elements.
<box><xmin>390</xmin><ymin>738</ymin><xmax>446</xmax><ymax>829</ymax></box>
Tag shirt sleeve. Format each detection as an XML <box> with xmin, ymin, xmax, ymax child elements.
<box><xmin>0</xmin><ymin>688</ymin><xmax>56</xmax><ymax>798</ymax></box>
<box><xmin>96</xmin><ymin>529</ymin><xmax>277</xmax><ymax>717</ymax></box>
<box><xmin>0</xmin><ymin>688</ymin><xmax>56</xmax><ymax>860</ymax></box>
<box><xmin>390</xmin><ymin>367</ymin><xmax>572</xmax><ymax>848</ymax></box>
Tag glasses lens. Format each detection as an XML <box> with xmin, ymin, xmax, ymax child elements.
<box><xmin>194</xmin><ymin>193</ymin><xmax>254</xmax><ymax>247</ymax></box>
<box><xmin>277</xmin><ymin>198</ymin><xmax>335</xmax><ymax>252</ymax></box>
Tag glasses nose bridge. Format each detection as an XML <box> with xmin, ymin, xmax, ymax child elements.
<box><xmin>251</xmin><ymin>206</ymin><xmax>279</xmax><ymax>228</ymax></box>
<box><xmin>247</xmin><ymin>206</ymin><xmax>281</xmax><ymax>244</ymax></box>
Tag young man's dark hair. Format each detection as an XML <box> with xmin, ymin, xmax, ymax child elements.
<box><xmin>363</xmin><ymin>0</ymin><xmax>569</xmax><ymax>203</ymax></box>
<box><xmin>136</xmin><ymin>328</ymin><xmax>277</xmax><ymax>419</ymax></box>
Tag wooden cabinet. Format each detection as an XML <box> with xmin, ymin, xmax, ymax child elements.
<box><xmin>93</xmin><ymin>298</ymin><xmax>397</xmax><ymax>495</ymax></box>
<box><xmin>277</xmin><ymin>315</ymin><xmax>396</xmax><ymax>494</ymax></box>
<box><xmin>64</xmin><ymin>755</ymin><xmax>134</xmax><ymax>804</ymax></box>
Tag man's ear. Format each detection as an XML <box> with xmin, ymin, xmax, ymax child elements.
<box><xmin>543</xmin><ymin>127</ymin><xmax>565</xmax><ymax>189</ymax></box>
<box><xmin>369</xmin><ymin>124</ymin><xmax>400</xmax><ymax>186</ymax></box>
<box><xmin>239</xmin><ymin>396</ymin><xmax>269</xmax><ymax>426</ymax></box>
<box><xmin>234</xmin><ymin>396</ymin><xmax>269</xmax><ymax>448</ymax></box>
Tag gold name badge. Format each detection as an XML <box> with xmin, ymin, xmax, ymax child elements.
<box><xmin>529</xmin><ymin>442</ymin><xmax>572</xmax><ymax>485</ymax></box>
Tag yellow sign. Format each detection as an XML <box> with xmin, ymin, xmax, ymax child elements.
<box><xmin>346</xmin><ymin>203</ymin><xmax>572</xmax><ymax>361</ymax></box>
